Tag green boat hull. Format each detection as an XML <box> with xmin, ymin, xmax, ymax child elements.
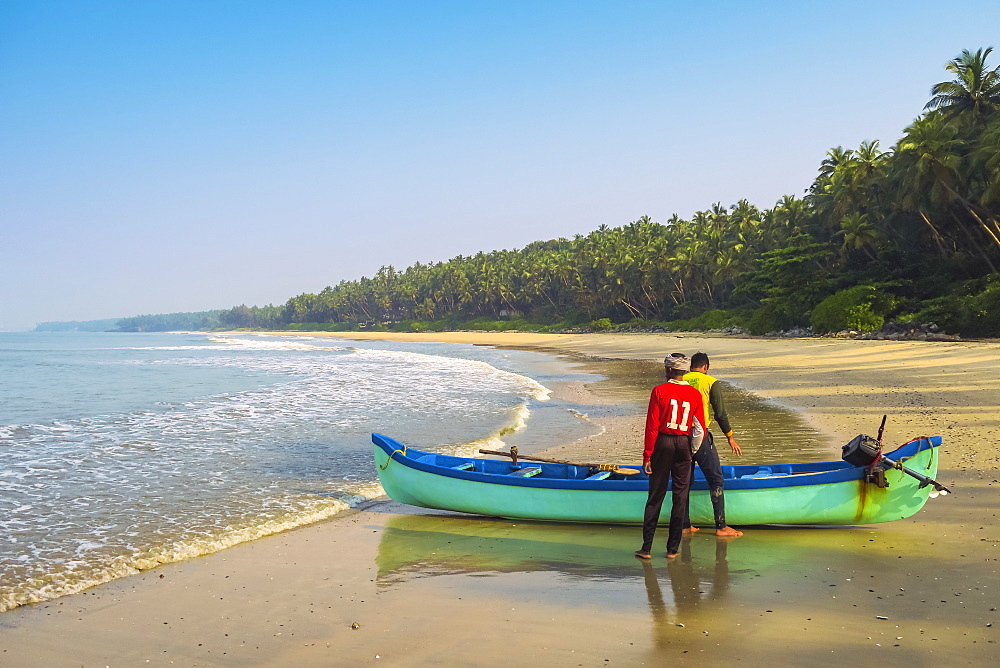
<box><xmin>373</xmin><ymin>434</ymin><xmax>942</xmax><ymax>526</ymax></box>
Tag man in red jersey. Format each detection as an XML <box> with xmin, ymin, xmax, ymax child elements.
<box><xmin>635</xmin><ymin>353</ymin><xmax>706</xmax><ymax>560</ymax></box>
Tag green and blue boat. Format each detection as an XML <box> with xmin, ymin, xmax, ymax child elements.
<box><xmin>373</xmin><ymin>433</ymin><xmax>944</xmax><ymax>526</ymax></box>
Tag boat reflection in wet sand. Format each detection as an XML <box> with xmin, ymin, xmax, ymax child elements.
<box><xmin>372</xmin><ymin>512</ymin><xmax>936</xmax><ymax>611</ymax></box>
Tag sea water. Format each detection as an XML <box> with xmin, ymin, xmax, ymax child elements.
<box><xmin>0</xmin><ymin>332</ymin><xmax>601</xmax><ymax>611</ymax></box>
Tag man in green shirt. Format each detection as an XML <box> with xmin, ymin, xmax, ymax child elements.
<box><xmin>682</xmin><ymin>352</ymin><xmax>744</xmax><ymax>537</ymax></box>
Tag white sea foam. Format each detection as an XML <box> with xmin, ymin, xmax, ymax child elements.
<box><xmin>0</xmin><ymin>493</ymin><xmax>375</xmax><ymax>612</ymax></box>
<box><xmin>0</xmin><ymin>333</ymin><xmax>571</xmax><ymax>612</ymax></box>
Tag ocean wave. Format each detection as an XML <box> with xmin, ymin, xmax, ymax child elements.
<box><xmin>125</xmin><ymin>337</ymin><xmax>348</xmax><ymax>352</ymax></box>
<box><xmin>0</xmin><ymin>486</ymin><xmax>385</xmax><ymax>613</ymax></box>
<box><xmin>115</xmin><ymin>337</ymin><xmax>551</xmax><ymax>405</ymax></box>
<box><xmin>0</xmin><ymin>333</ymin><xmax>560</xmax><ymax>613</ymax></box>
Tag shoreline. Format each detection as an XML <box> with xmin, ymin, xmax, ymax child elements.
<box><xmin>231</xmin><ymin>330</ymin><xmax>1000</xmax><ymax>469</ymax></box>
<box><xmin>2</xmin><ymin>332</ymin><xmax>997</xmax><ymax>664</ymax></box>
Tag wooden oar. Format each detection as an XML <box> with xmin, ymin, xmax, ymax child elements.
<box><xmin>478</xmin><ymin>447</ymin><xmax>640</xmax><ymax>475</ymax></box>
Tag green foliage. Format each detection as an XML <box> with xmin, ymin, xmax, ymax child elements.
<box><xmin>460</xmin><ymin>318</ymin><xmax>505</xmax><ymax>331</ymax></box>
<box><xmin>734</xmin><ymin>237</ymin><xmax>837</xmax><ymax>334</ymax></box>
<box><xmin>406</xmin><ymin>321</ymin><xmax>434</xmax><ymax>332</ymax></box>
<box><xmin>663</xmin><ymin>309</ymin><xmax>747</xmax><ymax>332</ymax></box>
<box><xmin>116</xmin><ymin>311</ymin><xmax>224</xmax><ymax>332</ymax></box>
<box><xmin>35</xmin><ymin>318</ymin><xmax>121</xmax><ymax>332</ymax></box>
<box><xmin>902</xmin><ymin>274</ymin><xmax>1000</xmax><ymax>337</ymax></box>
<box><xmin>810</xmin><ymin>286</ymin><xmax>896</xmax><ymax>333</ymax></box>
<box><xmin>695</xmin><ymin>309</ymin><xmax>734</xmax><ymax>330</ymax></box>
<box><xmin>747</xmin><ymin>304</ymin><xmax>799</xmax><ymax>335</ymax></box>
<box><xmin>285</xmin><ymin>321</ymin><xmax>357</xmax><ymax>331</ymax></box>
<box><xmin>589</xmin><ymin>318</ymin><xmax>613</xmax><ymax>330</ymax></box>
<box><xmin>394</xmin><ymin>320</ymin><xmax>443</xmax><ymax>333</ymax></box>
<box><xmin>620</xmin><ymin>318</ymin><xmax>657</xmax><ymax>328</ymax></box>
<box><xmin>459</xmin><ymin>316</ymin><xmax>540</xmax><ymax>332</ymax></box>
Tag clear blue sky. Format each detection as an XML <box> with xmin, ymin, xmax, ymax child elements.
<box><xmin>2</xmin><ymin>1</ymin><xmax>998</xmax><ymax>330</ymax></box>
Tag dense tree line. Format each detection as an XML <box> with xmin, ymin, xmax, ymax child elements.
<box><xmin>205</xmin><ymin>48</ymin><xmax>997</xmax><ymax>338</ymax></box>
<box><xmin>35</xmin><ymin>318</ymin><xmax>122</xmax><ymax>332</ymax></box>
<box><xmin>116</xmin><ymin>311</ymin><xmax>224</xmax><ymax>332</ymax></box>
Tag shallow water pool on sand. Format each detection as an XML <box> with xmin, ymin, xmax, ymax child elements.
<box><xmin>566</xmin><ymin>357</ymin><xmax>841</xmax><ymax>464</ymax></box>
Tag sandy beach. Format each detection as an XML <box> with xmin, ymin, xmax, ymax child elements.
<box><xmin>1</xmin><ymin>332</ymin><xmax>997</xmax><ymax>665</ymax></box>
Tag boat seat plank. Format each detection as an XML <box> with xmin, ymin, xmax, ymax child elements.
<box><xmin>585</xmin><ymin>471</ymin><xmax>611</xmax><ymax>481</ymax></box>
<box><xmin>451</xmin><ymin>462</ymin><xmax>475</xmax><ymax>471</ymax></box>
<box><xmin>739</xmin><ymin>467</ymin><xmax>774</xmax><ymax>479</ymax></box>
<box><xmin>509</xmin><ymin>467</ymin><xmax>542</xmax><ymax>478</ymax></box>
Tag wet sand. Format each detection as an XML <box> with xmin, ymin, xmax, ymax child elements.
<box><xmin>1</xmin><ymin>332</ymin><xmax>997</xmax><ymax>665</ymax></box>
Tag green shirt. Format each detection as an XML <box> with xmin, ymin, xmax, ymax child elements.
<box><xmin>682</xmin><ymin>371</ymin><xmax>734</xmax><ymax>436</ymax></box>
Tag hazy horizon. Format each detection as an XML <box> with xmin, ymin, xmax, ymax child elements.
<box><xmin>3</xmin><ymin>1</ymin><xmax>999</xmax><ymax>330</ymax></box>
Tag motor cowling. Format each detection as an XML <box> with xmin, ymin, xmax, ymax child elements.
<box><xmin>842</xmin><ymin>434</ymin><xmax>881</xmax><ymax>467</ymax></box>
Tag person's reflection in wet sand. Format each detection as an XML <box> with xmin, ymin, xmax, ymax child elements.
<box><xmin>641</xmin><ymin>537</ymin><xmax>731</xmax><ymax>649</ymax></box>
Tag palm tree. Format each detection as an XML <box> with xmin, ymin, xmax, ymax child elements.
<box><xmin>808</xmin><ymin>146</ymin><xmax>858</xmax><ymax>232</ymax></box>
<box><xmin>767</xmin><ymin>195</ymin><xmax>810</xmax><ymax>242</ymax></box>
<box><xmin>971</xmin><ymin>117</ymin><xmax>1000</xmax><ymax>206</ymax></box>
<box><xmin>892</xmin><ymin>114</ymin><xmax>999</xmax><ymax>269</ymax></box>
<box><xmin>838</xmin><ymin>212</ymin><xmax>879</xmax><ymax>260</ymax></box>
<box><xmin>893</xmin><ymin>115</ymin><xmax>964</xmax><ymax>208</ymax></box>
<box><xmin>853</xmin><ymin>140</ymin><xmax>890</xmax><ymax>209</ymax></box>
<box><xmin>925</xmin><ymin>47</ymin><xmax>1000</xmax><ymax>130</ymax></box>
<box><xmin>816</xmin><ymin>146</ymin><xmax>854</xmax><ymax>184</ymax></box>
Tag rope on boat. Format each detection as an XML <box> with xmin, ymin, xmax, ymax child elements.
<box><xmin>898</xmin><ymin>435</ymin><xmax>933</xmax><ymax>471</ymax></box>
<box><xmin>868</xmin><ymin>441</ymin><xmax>884</xmax><ymax>474</ymax></box>
<box><xmin>379</xmin><ymin>445</ymin><xmax>408</xmax><ymax>470</ymax></box>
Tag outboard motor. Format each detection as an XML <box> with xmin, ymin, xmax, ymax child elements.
<box><xmin>841</xmin><ymin>415</ymin><xmax>952</xmax><ymax>496</ymax></box>
<box><xmin>842</xmin><ymin>434</ymin><xmax>881</xmax><ymax>467</ymax></box>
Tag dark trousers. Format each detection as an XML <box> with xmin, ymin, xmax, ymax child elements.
<box><xmin>641</xmin><ymin>433</ymin><xmax>693</xmax><ymax>555</ymax></box>
<box><xmin>684</xmin><ymin>431</ymin><xmax>727</xmax><ymax>529</ymax></box>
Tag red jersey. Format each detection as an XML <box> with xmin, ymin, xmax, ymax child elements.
<box><xmin>643</xmin><ymin>380</ymin><xmax>706</xmax><ymax>464</ymax></box>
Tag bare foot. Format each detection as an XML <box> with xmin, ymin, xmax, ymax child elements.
<box><xmin>682</xmin><ymin>526</ymin><xmax>700</xmax><ymax>534</ymax></box>
<box><xmin>666</xmin><ymin>552</ymin><xmax>679</xmax><ymax>559</ymax></box>
<box><xmin>715</xmin><ymin>526</ymin><xmax>743</xmax><ymax>537</ymax></box>
<box><xmin>634</xmin><ymin>550</ymin><xmax>652</xmax><ymax>559</ymax></box>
